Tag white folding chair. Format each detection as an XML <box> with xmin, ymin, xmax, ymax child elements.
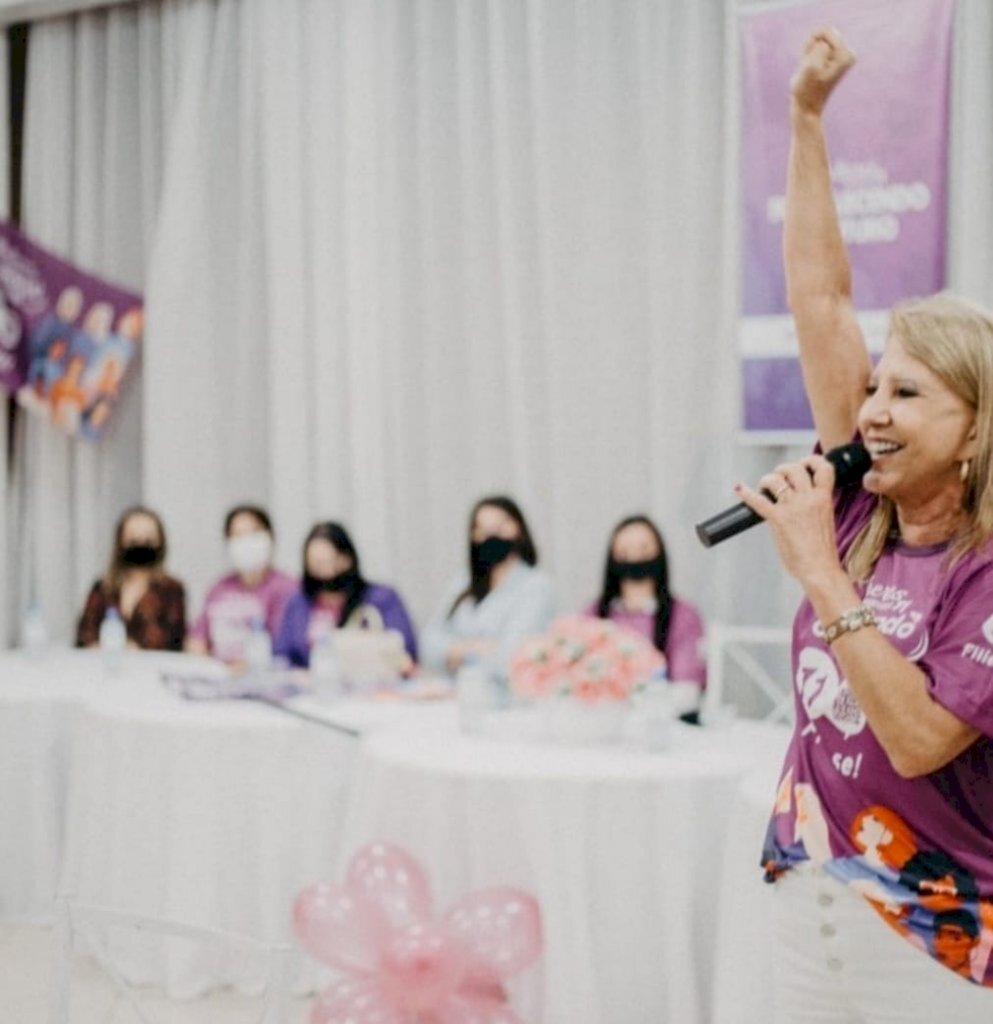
<box><xmin>703</xmin><ymin>623</ymin><xmax>794</xmax><ymax>723</ymax></box>
<box><xmin>50</xmin><ymin>895</ymin><xmax>294</xmax><ymax>1024</ymax></box>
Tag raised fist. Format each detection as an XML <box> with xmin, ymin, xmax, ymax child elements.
<box><xmin>790</xmin><ymin>28</ymin><xmax>856</xmax><ymax>115</ymax></box>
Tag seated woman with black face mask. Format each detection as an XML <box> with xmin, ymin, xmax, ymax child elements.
<box><xmin>272</xmin><ymin>521</ymin><xmax>417</xmax><ymax>668</ymax></box>
<box><xmin>587</xmin><ymin>515</ymin><xmax>706</xmax><ymax>719</ymax></box>
<box><xmin>76</xmin><ymin>505</ymin><xmax>186</xmax><ymax>651</ymax></box>
<box><xmin>421</xmin><ymin>495</ymin><xmax>557</xmax><ymax>678</ymax></box>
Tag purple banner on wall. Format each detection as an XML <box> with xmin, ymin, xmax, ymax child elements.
<box><xmin>739</xmin><ymin>0</ymin><xmax>954</xmax><ymax>433</ymax></box>
<box><xmin>0</xmin><ymin>219</ymin><xmax>143</xmax><ymax>441</ymax></box>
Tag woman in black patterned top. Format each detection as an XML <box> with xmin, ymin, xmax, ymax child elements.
<box><xmin>76</xmin><ymin>506</ymin><xmax>186</xmax><ymax>651</ymax></box>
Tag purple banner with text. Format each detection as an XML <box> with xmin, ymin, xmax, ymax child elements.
<box><xmin>0</xmin><ymin>219</ymin><xmax>143</xmax><ymax>441</ymax></box>
<box><xmin>739</xmin><ymin>0</ymin><xmax>954</xmax><ymax>434</ymax></box>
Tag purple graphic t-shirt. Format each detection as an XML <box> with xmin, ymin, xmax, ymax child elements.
<box><xmin>188</xmin><ymin>569</ymin><xmax>297</xmax><ymax>663</ymax></box>
<box><xmin>583</xmin><ymin>598</ymin><xmax>707</xmax><ymax>686</ymax></box>
<box><xmin>762</xmin><ymin>486</ymin><xmax>993</xmax><ymax>986</ymax></box>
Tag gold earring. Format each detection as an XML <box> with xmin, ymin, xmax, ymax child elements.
<box><xmin>961</xmin><ymin>459</ymin><xmax>971</xmax><ymax>483</ymax></box>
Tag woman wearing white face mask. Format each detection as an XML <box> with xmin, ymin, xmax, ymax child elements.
<box><xmin>185</xmin><ymin>505</ymin><xmax>297</xmax><ymax>664</ymax></box>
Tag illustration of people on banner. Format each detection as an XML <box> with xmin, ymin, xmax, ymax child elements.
<box><xmin>0</xmin><ymin>218</ymin><xmax>143</xmax><ymax>441</ymax></box>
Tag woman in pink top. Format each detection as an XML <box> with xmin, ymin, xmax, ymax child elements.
<box><xmin>589</xmin><ymin>514</ymin><xmax>706</xmax><ymax>720</ymax></box>
<box><xmin>186</xmin><ymin>504</ymin><xmax>297</xmax><ymax>664</ymax></box>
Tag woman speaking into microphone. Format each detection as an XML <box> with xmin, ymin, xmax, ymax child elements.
<box><xmin>735</xmin><ymin>28</ymin><xmax>993</xmax><ymax>1020</ymax></box>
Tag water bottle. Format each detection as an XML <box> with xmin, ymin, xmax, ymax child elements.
<box><xmin>456</xmin><ymin>656</ymin><xmax>494</xmax><ymax>735</ymax></box>
<box><xmin>243</xmin><ymin>615</ymin><xmax>272</xmax><ymax>675</ymax></box>
<box><xmin>309</xmin><ymin>632</ymin><xmax>342</xmax><ymax>702</ymax></box>
<box><xmin>22</xmin><ymin>601</ymin><xmax>48</xmax><ymax>656</ymax></box>
<box><xmin>99</xmin><ymin>606</ymin><xmax>127</xmax><ymax>672</ymax></box>
<box><xmin>639</xmin><ymin>666</ymin><xmax>674</xmax><ymax>751</ymax></box>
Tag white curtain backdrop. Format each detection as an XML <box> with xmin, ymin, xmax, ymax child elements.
<box><xmin>8</xmin><ymin>1</ymin><xmax>186</xmax><ymax>646</ymax></box>
<box><xmin>5</xmin><ymin>0</ymin><xmax>993</xmax><ymax>652</ymax></box>
<box><xmin>143</xmin><ymin>0</ymin><xmax>743</xmax><ymax>633</ymax></box>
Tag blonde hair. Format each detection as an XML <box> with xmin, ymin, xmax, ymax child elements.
<box><xmin>846</xmin><ymin>292</ymin><xmax>993</xmax><ymax>581</ymax></box>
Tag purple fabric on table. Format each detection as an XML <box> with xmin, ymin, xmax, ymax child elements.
<box><xmin>583</xmin><ymin>599</ymin><xmax>707</xmax><ymax>687</ymax></box>
<box><xmin>188</xmin><ymin>569</ymin><xmax>298</xmax><ymax>663</ymax></box>
<box><xmin>763</xmin><ymin>485</ymin><xmax>993</xmax><ymax>985</ymax></box>
<box><xmin>273</xmin><ymin>583</ymin><xmax>418</xmax><ymax>668</ymax></box>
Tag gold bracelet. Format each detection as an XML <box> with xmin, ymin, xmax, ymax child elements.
<box><xmin>822</xmin><ymin>604</ymin><xmax>877</xmax><ymax>645</ymax></box>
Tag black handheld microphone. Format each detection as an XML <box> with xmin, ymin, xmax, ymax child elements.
<box><xmin>695</xmin><ymin>442</ymin><xmax>871</xmax><ymax>549</ymax></box>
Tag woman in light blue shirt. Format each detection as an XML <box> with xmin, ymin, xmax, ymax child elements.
<box><xmin>421</xmin><ymin>495</ymin><xmax>556</xmax><ymax>678</ymax></box>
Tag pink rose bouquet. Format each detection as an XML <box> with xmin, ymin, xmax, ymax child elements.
<box><xmin>508</xmin><ymin>614</ymin><xmax>666</xmax><ymax>704</ymax></box>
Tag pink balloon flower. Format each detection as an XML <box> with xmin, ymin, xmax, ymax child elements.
<box><xmin>293</xmin><ymin>842</ymin><xmax>542</xmax><ymax>1024</ymax></box>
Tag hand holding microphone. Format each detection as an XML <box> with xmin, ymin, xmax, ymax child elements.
<box><xmin>695</xmin><ymin>443</ymin><xmax>870</xmax><ymax>548</ymax></box>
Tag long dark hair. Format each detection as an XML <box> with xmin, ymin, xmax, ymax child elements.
<box><xmin>102</xmin><ymin>505</ymin><xmax>168</xmax><ymax>593</ymax></box>
<box><xmin>302</xmin><ymin>521</ymin><xmax>368</xmax><ymax>628</ymax></box>
<box><xmin>449</xmin><ymin>495</ymin><xmax>538</xmax><ymax>616</ymax></box>
<box><xmin>595</xmin><ymin>515</ymin><xmax>672</xmax><ymax>654</ymax></box>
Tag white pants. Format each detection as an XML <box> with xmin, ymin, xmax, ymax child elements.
<box><xmin>771</xmin><ymin>864</ymin><xmax>993</xmax><ymax>1024</ymax></box>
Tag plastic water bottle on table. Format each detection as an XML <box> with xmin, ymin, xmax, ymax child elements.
<box><xmin>639</xmin><ymin>666</ymin><xmax>675</xmax><ymax>751</ymax></box>
<box><xmin>22</xmin><ymin>601</ymin><xmax>48</xmax><ymax>656</ymax></box>
<box><xmin>456</xmin><ymin>655</ymin><xmax>494</xmax><ymax>735</ymax></box>
<box><xmin>310</xmin><ymin>632</ymin><xmax>342</xmax><ymax>702</ymax></box>
<box><xmin>99</xmin><ymin>607</ymin><xmax>127</xmax><ymax>672</ymax></box>
<box><xmin>243</xmin><ymin>616</ymin><xmax>272</xmax><ymax>676</ymax></box>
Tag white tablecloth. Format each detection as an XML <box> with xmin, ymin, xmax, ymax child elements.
<box><xmin>0</xmin><ymin>651</ymin><xmax>84</xmax><ymax>921</ymax></box>
<box><xmin>0</xmin><ymin>649</ymin><xmax>450</xmax><ymax>996</ymax></box>
<box><xmin>711</xmin><ymin>750</ymin><xmax>789</xmax><ymax>1024</ymax></box>
<box><xmin>1</xmin><ymin>648</ymin><xmax>793</xmax><ymax>1013</ymax></box>
<box><xmin>338</xmin><ymin>712</ymin><xmax>793</xmax><ymax>1024</ymax></box>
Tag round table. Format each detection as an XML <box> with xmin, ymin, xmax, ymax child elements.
<box><xmin>0</xmin><ymin>648</ymin><xmax>451</xmax><ymax>996</ymax></box>
<box><xmin>1</xmin><ymin>648</ymin><xmax>793</xmax><ymax>1013</ymax></box>
<box><xmin>337</xmin><ymin>712</ymin><xmax>793</xmax><ymax>1024</ymax></box>
<box><xmin>0</xmin><ymin>649</ymin><xmax>90</xmax><ymax>921</ymax></box>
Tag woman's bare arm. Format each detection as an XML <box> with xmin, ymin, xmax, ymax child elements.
<box><xmin>785</xmin><ymin>29</ymin><xmax>873</xmax><ymax>450</ymax></box>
